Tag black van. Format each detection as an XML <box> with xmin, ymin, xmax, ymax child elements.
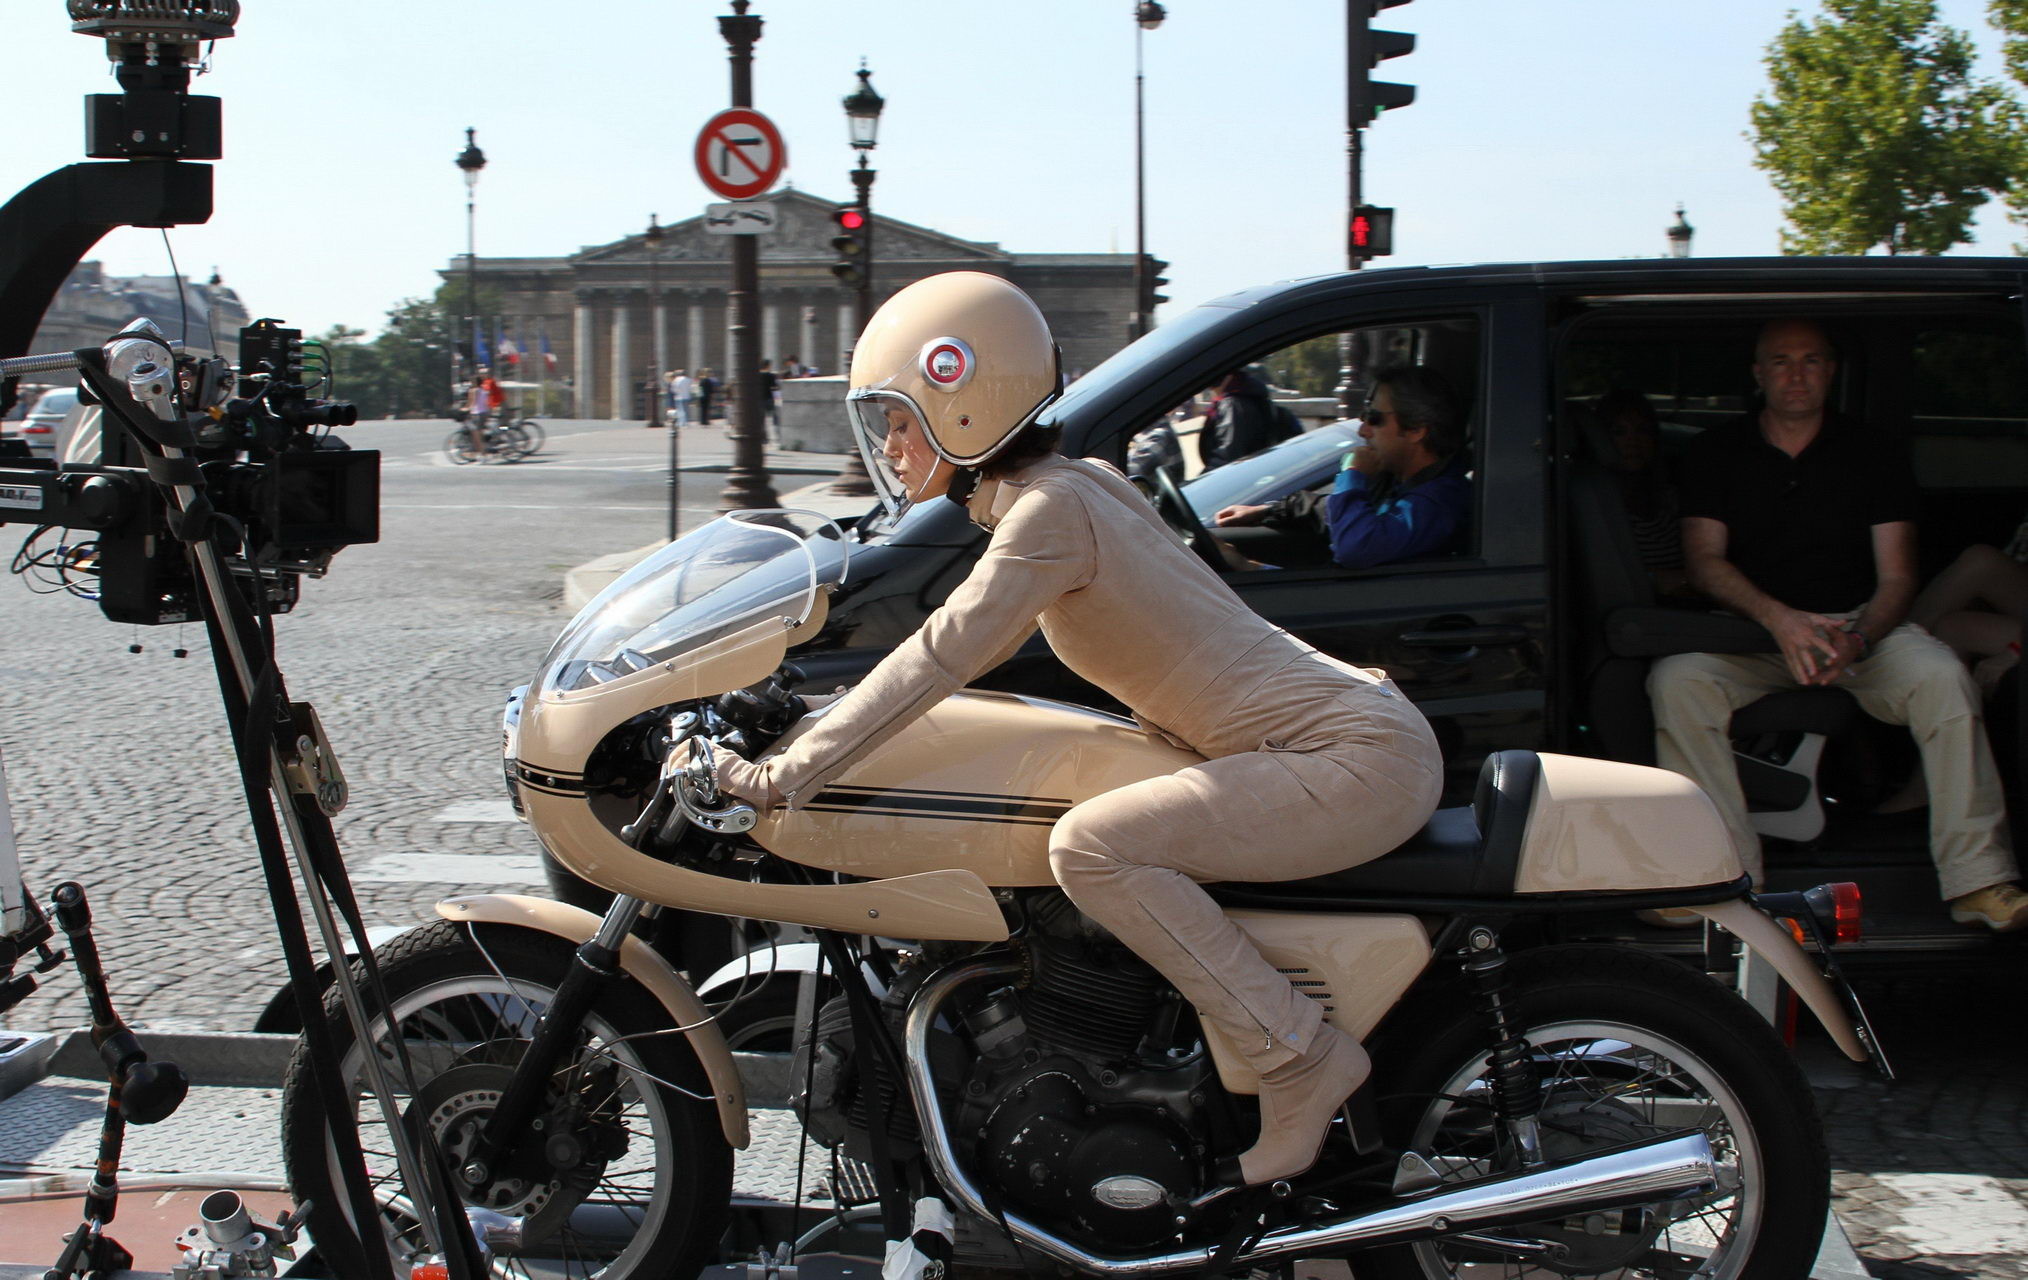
<box><xmin>573</xmin><ymin>257</ymin><xmax>2028</xmax><ymax>965</ymax></box>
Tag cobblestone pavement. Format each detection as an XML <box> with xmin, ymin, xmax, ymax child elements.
<box><xmin>5</xmin><ymin>423</ymin><xmax>2026</xmax><ymax>1274</ymax></box>
<box><xmin>0</xmin><ymin>418</ymin><xmax>855</xmax><ymax>1035</ymax></box>
<box><xmin>1810</xmin><ymin>973</ymin><xmax>2028</xmax><ymax>1278</ymax></box>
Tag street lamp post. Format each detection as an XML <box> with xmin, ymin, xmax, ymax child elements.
<box><xmin>831</xmin><ymin>62</ymin><xmax>885</xmax><ymax>497</ymax></box>
<box><xmin>716</xmin><ymin>0</ymin><xmax>780</xmax><ymax>511</ymax></box>
<box><xmin>1133</xmin><ymin>2</ymin><xmax>1164</xmax><ymax>340</ymax></box>
<box><xmin>455</xmin><ymin>128</ymin><xmax>486</xmax><ymax>390</ymax></box>
<box><xmin>1667</xmin><ymin>205</ymin><xmax>1694</xmax><ymax>259</ymax></box>
<box><xmin>645</xmin><ymin>212</ymin><xmax>665</xmax><ymax>426</ymax></box>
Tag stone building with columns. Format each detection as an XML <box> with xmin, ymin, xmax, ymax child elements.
<box><xmin>443</xmin><ymin>190</ymin><xmax>1143</xmax><ymax>420</ymax></box>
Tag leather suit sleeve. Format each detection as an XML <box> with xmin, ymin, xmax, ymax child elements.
<box><xmin>731</xmin><ymin>481</ymin><xmax>1097</xmax><ymax>807</ymax></box>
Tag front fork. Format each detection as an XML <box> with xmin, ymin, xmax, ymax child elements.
<box><xmin>1458</xmin><ymin>926</ymin><xmax>1546</xmax><ymax>1167</ymax></box>
<box><xmin>457</xmin><ymin>894</ymin><xmax>646</xmax><ymax>1193</ymax></box>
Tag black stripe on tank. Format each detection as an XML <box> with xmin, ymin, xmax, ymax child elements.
<box><xmin>808</xmin><ymin>787</ymin><xmax>1072</xmax><ymax>824</ymax></box>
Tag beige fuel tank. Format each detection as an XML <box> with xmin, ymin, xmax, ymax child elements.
<box><xmin>753</xmin><ymin>690</ymin><xmax>1203</xmax><ymax>885</ymax></box>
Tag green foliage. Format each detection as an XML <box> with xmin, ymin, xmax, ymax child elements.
<box><xmin>1986</xmin><ymin>0</ymin><xmax>2028</xmax><ymax>245</ymax></box>
<box><xmin>1261</xmin><ymin>334</ymin><xmax>1342</xmax><ymax>398</ymax></box>
<box><xmin>1750</xmin><ymin>0</ymin><xmax>2022</xmax><ymax>255</ymax></box>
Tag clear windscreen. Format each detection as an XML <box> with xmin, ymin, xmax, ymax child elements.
<box><xmin>534</xmin><ymin>510</ymin><xmax>849</xmax><ymax>695</ymax></box>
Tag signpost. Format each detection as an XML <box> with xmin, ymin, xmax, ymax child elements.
<box><xmin>694</xmin><ymin>107</ymin><xmax>786</xmax><ymax>202</ymax></box>
<box><xmin>702</xmin><ymin>202</ymin><xmax>780</xmax><ymax>235</ymax></box>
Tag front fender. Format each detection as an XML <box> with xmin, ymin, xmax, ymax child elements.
<box><xmin>436</xmin><ymin>894</ymin><xmax>749</xmax><ymax>1150</ymax></box>
<box><xmin>1690</xmin><ymin>897</ymin><xmax>1869</xmax><ymax>1065</ymax></box>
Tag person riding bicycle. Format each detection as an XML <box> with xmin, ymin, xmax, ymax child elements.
<box><xmin>464</xmin><ymin>371</ymin><xmax>505</xmax><ymax>455</ymax></box>
<box><xmin>702</xmin><ymin>271</ymin><xmax>1444</xmax><ymax>1186</ymax></box>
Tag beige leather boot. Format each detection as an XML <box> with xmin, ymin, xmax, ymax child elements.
<box><xmin>1237</xmin><ymin>1023</ymin><xmax>1372</xmax><ymax>1185</ymax></box>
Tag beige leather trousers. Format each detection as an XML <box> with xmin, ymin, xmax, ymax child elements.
<box><xmin>1048</xmin><ymin>672</ymin><xmax>1442</xmax><ymax>1070</ymax></box>
<box><xmin>1650</xmin><ymin>620</ymin><xmax>2017</xmax><ymax>901</ymax></box>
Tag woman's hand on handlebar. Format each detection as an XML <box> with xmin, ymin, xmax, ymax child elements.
<box><xmin>670</xmin><ymin>736</ymin><xmax>781</xmax><ymax>810</ymax></box>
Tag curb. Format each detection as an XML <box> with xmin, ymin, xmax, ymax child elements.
<box><xmin>33</xmin><ymin>1026</ymin><xmax>797</xmax><ymax>1104</ymax></box>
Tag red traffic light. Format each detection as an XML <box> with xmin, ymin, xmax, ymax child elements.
<box><xmin>835</xmin><ymin>208</ymin><xmax>866</xmax><ymax>230</ymax></box>
<box><xmin>1349</xmin><ymin>205</ymin><xmax>1395</xmax><ymax>256</ymax></box>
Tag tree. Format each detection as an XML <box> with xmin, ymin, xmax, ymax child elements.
<box><xmin>1750</xmin><ymin>0</ymin><xmax>2021</xmax><ymax>255</ymax></box>
<box><xmin>1984</xmin><ymin>0</ymin><xmax>2028</xmax><ymax>243</ymax></box>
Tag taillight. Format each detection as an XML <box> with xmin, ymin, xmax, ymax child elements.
<box><xmin>1825</xmin><ymin>881</ymin><xmax>1862</xmax><ymax>944</ymax></box>
<box><xmin>23</xmin><ymin>424</ymin><xmax>51</xmax><ymax>434</ymax></box>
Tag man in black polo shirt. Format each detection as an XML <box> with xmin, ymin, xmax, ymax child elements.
<box><xmin>1648</xmin><ymin>318</ymin><xmax>2027</xmax><ymax>931</ymax></box>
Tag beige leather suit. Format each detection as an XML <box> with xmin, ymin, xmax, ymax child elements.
<box><xmin>721</xmin><ymin>454</ymin><xmax>1444</xmax><ymax>1073</ymax></box>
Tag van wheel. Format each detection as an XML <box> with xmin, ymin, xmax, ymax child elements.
<box><xmin>1362</xmin><ymin>945</ymin><xmax>1828</xmax><ymax>1280</ymax></box>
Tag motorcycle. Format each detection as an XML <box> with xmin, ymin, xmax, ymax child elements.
<box><xmin>281</xmin><ymin>509</ymin><xmax>1884</xmax><ymax>1279</ymax></box>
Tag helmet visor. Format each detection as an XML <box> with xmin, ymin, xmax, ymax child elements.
<box><xmin>848</xmin><ymin>389</ymin><xmax>940</xmax><ymax>518</ymax></box>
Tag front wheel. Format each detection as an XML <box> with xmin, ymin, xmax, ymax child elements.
<box><xmin>280</xmin><ymin>919</ymin><xmax>732</xmax><ymax>1280</ymax></box>
<box><xmin>445</xmin><ymin>428</ymin><xmax>481</xmax><ymax>464</ymax></box>
<box><xmin>1363</xmin><ymin>945</ymin><xmax>1829</xmax><ymax>1280</ymax></box>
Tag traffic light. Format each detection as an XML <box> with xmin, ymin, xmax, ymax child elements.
<box><xmin>1141</xmin><ymin>254</ymin><xmax>1170</xmax><ymax>316</ymax></box>
<box><xmin>1349</xmin><ymin>206</ymin><xmax>1395</xmax><ymax>257</ymax></box>
<box><xmin>1349</xmin><ymin>0</ymin><xmax>1416</xmax><ymax>127</ymax></box>
<box><xmin>830</xmin><ymin>206</ymin><xmax>868</xmax><ymax>288</ymax></box>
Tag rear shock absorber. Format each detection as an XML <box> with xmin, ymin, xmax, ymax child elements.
<box><xmin>1459</xmin><ymin>926</ymin><xmax>1544</xmax><ymax>1167</ymax></box>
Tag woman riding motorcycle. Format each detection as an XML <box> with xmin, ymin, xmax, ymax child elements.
<box><xmin>707</xmin><ymin>271</ymin><xmax>1444</xmax><ymax>1185</ymax></box>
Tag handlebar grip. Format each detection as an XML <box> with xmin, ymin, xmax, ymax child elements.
<box><xmin>121</xmin><ymin>1058</ymin><xmax>189</xmax><ymax>1125</ymax></box>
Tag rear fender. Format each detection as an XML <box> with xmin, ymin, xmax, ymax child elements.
<box><xmin>436</xmin><ymin>895</ymin><xmax>749</xmax><ymax>1150</ymax></box>
<box><xmin>1690</xmin><ymin>897</ymin><xmax>1870</xmax><ymax>1065</ymax></box>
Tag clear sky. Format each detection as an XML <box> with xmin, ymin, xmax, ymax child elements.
<box><xmin>2</xmin><ymin>0</ymin><xmax>2021</xmax><ymax>345</ymax></box>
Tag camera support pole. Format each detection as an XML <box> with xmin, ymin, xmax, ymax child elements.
<box><xmin>62</xmin><ymin>338</ymin><xmax>486</xmax><ymax>1280</ymax></box>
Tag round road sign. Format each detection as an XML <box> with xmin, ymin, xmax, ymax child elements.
<box><xmin>694</xmin><ymin>108</ymin><xmax>786</xmax><ymax>201</ymax></box>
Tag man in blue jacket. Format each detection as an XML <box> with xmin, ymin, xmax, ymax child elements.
<box><xmin>1214</xmin><ymin>365</ymin><xmax>1471</xmax><ymax>569</ymax></box>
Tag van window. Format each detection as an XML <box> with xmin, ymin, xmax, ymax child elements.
<box><xmin>1176</xmin><ymin>316</ymin><xmax>1482</xmax><ymax>573</ymax></box>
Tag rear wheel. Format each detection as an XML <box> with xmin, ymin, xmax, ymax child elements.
<box><xmin>1363</xmin><ymin>945</ymin><xmax>1828</xmax><ymax>1280</ymax></box>
<box><xmin>280</xmin><ymin>919</ymin><xmax>731</xmax><ymax>1279</ymax></box>
<box><xmin>513</xmin><ymin>417</ymin><xmax>547</xmax><ymax>454</ymax></box>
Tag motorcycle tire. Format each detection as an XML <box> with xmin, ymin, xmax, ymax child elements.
<box><xmin>446</xmin><ymin>429</ymin><xmax>482</xmax><ymax>464</ymax></box>
<box><xmin>280</xmin><ymin>919</ymin><xmax>732</xmax><ymax>1280</ymax></box>
<box><xmin>1360</xmin><ymin>944</ymin><xmax>1828</xmax><ymax>1280</ymax></box>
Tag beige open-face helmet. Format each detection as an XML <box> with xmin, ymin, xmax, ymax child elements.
<box><xmin>847</xmin><ymin>271</ymin><xmax>1063</xmax><ymax>516</ymax></box>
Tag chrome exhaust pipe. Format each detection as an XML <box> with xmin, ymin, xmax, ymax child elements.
<box><xmin>904</xmin><ymin>960</ymin><xmax>1718</xmax><ymax>1278</ymax></box>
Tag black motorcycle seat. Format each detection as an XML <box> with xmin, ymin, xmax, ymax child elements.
<box><xmin>1227</xmin><ymin>750</ymin><xmax>1540</xmax><ymax>900</ymax></box>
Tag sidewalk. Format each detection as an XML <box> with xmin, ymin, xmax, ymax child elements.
<box><xmin>562</xmin><ymin>420</ymin><xmax>873</xmax><ymax>610</ymax></box>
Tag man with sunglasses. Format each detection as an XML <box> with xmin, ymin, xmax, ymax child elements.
<box><xmin>1214</xmin><ymin>364</ymin><xmax>1471</xmax><ymax>569</ymax></box>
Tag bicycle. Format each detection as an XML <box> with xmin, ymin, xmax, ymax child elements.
<box><xmin>444</xmin><ymin>410</ymin><xmax>536</xmax><ymax>464</ymax></box>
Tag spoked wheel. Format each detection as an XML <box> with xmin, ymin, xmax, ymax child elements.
<box><xmin>512</xmin><ymin>418</ymin><xmax>547</xmax><ymax>455</ymax></box>
<box><xmin>446</xmin><ymin>429</ymin><xmax>483</xmax><ymax>464</ymax></box>
<box><xmin>280</xmin><ymin>920</ymin><xmax>731</xmax><ymax>1280</ymax></box>
<box><xmin>1364</xmin><ymin>946</ymin><xmax>1828</xmax><ymax>1280</ymax></box>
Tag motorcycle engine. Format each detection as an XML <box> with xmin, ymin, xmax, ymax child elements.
<box><xmin>787</xmin><ymin>897</ymin><xmax>1220</xmax><ymax>1251</ymax></box>
<box><xmin>947</xmin><ymin>898</ymin><xmax>1215</xmax><ymax>1249</ymax></box>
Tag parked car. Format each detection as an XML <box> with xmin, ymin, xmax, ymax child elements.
<box><xmin>542</xmin><ymin>256</ymin><xmax>2028</xmax><ymax>967</ymax></box>
<box><xmin>2</xmin><ymin>387</ymin><xmax>76</xmax><ymax>458</ymax></box>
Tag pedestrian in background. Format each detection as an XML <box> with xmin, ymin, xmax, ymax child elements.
<box><xmin>668</xmin><ymin>368</ymin><xmax>693</xmax><ymax>427</ymax></box>
<box><xmin>697</xmin><ymin>368</ymin><xmax>718</xmax><ymax>423</ymax></box>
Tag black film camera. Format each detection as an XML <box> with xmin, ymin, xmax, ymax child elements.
<box><xmin>0</xmin><ymin>318</ymin><xmax>377</xmax><ymax>625</ymax></box>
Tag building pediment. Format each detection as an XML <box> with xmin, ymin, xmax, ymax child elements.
<box><xmin>572</xmin><ymin>189</ymin><xmax>1010</xmax><ymax>268</ymax></box>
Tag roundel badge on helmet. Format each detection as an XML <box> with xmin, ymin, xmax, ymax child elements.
<box><xmin>918</xmin><ymin>337</ymin><xmax>976</xmax><ymax>391</ymax></box>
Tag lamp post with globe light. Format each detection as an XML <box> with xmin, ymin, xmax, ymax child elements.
<box><xmin>1133</xmin><ymin>2</ymin><xmax>1164</xmax><ymax>340</ymax></box>
<box><xmin>831</xmin><ymin>62</ymin><xmax>885</xmax><ymax>497</ymax></box>
<box><xmin>1667</xmin><ymin>205</ymin><xmax>1694</xmax><ymax>259</ymax></box>
<box><xmin>455</xmin><ymin>127</ymin><xmax>486</xmax><ymax>390</ymax></box>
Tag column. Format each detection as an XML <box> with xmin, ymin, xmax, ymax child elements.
<box><xmin>574</xmin><ymin>295</ymin><xmax>595</xmax><ymax>420</ymax></box>
<box><xmin>761</xmin><ymin>299</ymin><xmax>781</xmax><ymax>368</ymax></box>
<box><xmin>799</xmin><ymin>303</ymin><xmax>820</xmax><ymax>374</ymax></box>
<box><xmin>688</xmin><ymin>299</ymin><xmax>707</xmax><ymax>374</ymax></box>
<box><xmin>610</xmin><ymin>303</ymin><xmax>631</xmax><ymax>421</ymax></box>
<box><xmin>837</xmin><ymin>301</ymin><xmax>856</xmax><ymax>377</ymax></box>
<box><xmin>652</xmin><ymin>295</ymin><xmax>668</xmax><ymax>386</ymax></box>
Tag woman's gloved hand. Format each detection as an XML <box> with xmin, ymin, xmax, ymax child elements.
<box><xmin>670</xmin><ymin>739</ymin><xmax>783</xmax><ymax>810</ymax></box>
